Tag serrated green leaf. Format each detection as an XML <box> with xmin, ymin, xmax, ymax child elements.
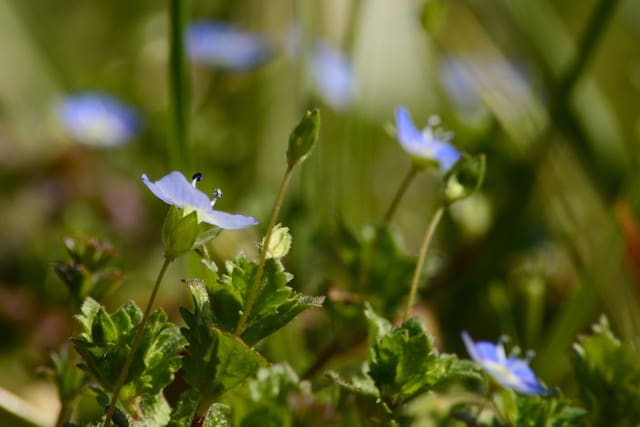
<box><xmin>572</xmin><ymin>316</ymin><xmax>640</xmax><ymax>426</ymax></box>
<box><xmin>363</xmin><ymin>305</ymin><xmax>479</xmax><ymax>407</ymax></box>
<box><xmin>167</xmin><ymin>389</ymin><xmax>200</xmax><ymax>427</ymax></box>
<box><xmin>495</xmin><ymin>388</ymin><xmax>587</xmax><ymax>427</ymax></box>
<box><xmin>73</xmin><ymin>298</ymin><xmax>185</xmax><ymax>419</ymax></box>
<box><xmin>210</xmin><ymin>255</ymin><xmax>324</xmax><ymax>345</ymax></box>
<box><xmin>326</xmin><ymin>369</ymin><xmax>379</xmax><ymax>398</ymax></box>
<box><xmin>203</xmin><ymin>403</ymin><xmax>232</xmax><ymax>427</ymax></box>
<box><xmin>92</xmin><ymin>308</ymin><xmax>118</xmax><ymax>346</ymax></box>
<box><xmin>181</xmin><ymin>280</ymin><xmax>268</xmax><ymax>400</ymax></box>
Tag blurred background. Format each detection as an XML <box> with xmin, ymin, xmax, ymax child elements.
<box><xmin>1</xmin><ymin>0</ymin><xmax>640</xmax><ymax>424</ymax></box>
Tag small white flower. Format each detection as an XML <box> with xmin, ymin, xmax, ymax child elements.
<box><xmin>142</xmin><ymin>171</ymin><xmax>257</xmax><ymax>230</ymax></box>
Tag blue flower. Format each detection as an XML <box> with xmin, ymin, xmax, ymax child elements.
<box><xmin>186</xmin><ymin>20</ymin><xmax>271</xmax><ymax>71</ymax></box>
<box><xmin>309</xmin><ymin>41</ymin><xmax>356</xmax><ymax>111</ymax></box>
<box><xmin>395</xmin><ymin>106</ymin><xmax>461</xmax><ymax>172</ymax></box>
<box><xmin>462</xmin><ymin>331</ymin><xmax>553</xmax><ymax>396</ymax></box>
<box><xmin>142</xmin><ymin>171</ymin><xmax>258</xmax><ymax>230</ymax></box>
<box><xmin>56</xmin><ymin>92</ymin><xmax>140</xmax><ymax>147</ymax></box>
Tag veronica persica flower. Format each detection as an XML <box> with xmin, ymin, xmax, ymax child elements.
<box><xmin>309</xmin><ymin>41</ymin><xmax>356</xmax><ymax>111</ymax></box>
<box><xmin>186</xmin><ymin>20</ymin><xmax>270</xmax><ymax>71</ymax></box>
<box><xmin>395</xmin><ymin>106</ymin><xmax>461</xmax><ymax>172</ymax></box>
<box><xmin>142</xmin><ymin>171</ymin><xmax>257</xmax><ymax>229</ymax></box>
<box><xmin>56</xmin><ymin>92</ymin><xmax>140</xmax><ymax>147</ymax></box>
<box><xmin>462</xmin><ymin>331</ymin><xmax>553</xmax><ymax>396</ymax></box>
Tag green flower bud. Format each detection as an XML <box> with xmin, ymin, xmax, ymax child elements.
<box><xmin>261</xmin><ymin>224</ymin><xmax>292</xmax><ymax>259</ymax></box>
<box><xmin>443</xmin><ymin>153</ymin><xmax>486</xmax><ymax>205</ymax></box>
<box><xmin>287</xmin><ymin>109</ymin><xmax>320</xmax><ymax>168</ymax></box>
<box><xmin>162</xmin><ymin>206</ymin><xmax>199</xmax><ymax>260</ymax></box>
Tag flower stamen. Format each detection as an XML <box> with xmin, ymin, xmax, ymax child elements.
<box><xmin>191</xmin><ymin>172</ymin><xmax>203</xmax><ymax>187</ymax></box>
<box><xmin>211</xmin><ymin>188</ymin><xmax>223</xmax><ymax>207</ymax></box>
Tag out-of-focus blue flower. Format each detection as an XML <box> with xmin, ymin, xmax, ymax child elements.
<box><xmin>309</xmin><ymin>41</ymin><xmax>356</xmax><ymax>111</ymax></box>
<box><xmin>462</xmin><ymin>331</ymin><xmax>553</xmax><ymax>396</ymax></box>
<box><xmin>395</xmin><ymin>106</ymin><xmax>460</xmax><ymax>172</ymax></box>
<box><xmin>186</xmin><ymin>20</ymin><xmax>271</xmax><ymax>71</ymax></box>
<box><xmin>56</xmin><ymin>92</ymin><xmax>140</xmax><ymax>147</ymax></box>
<box><xmin>142</xmin><ymin>171</ymin><xmax>258</xmax><ymax>230</ymax></box>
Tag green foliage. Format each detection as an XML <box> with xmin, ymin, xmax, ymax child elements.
<box><xmin>365</xmin><ymin>304</ymin><xmax>479</xmax><ymax>407</ymax></box>
<box><xmin>166</xmin><ymin>389</ymin><xmax>200</xmax><ymax>427</ymax></box>
<box><xmin>572</xmin><ymin>316</ymin><xmax>640</xmax><ymax>426</ymax></box>
<box><xmin>180</xmin><ymin>279</ymin><xmax>268</xmax><ymax>401</ymax></box>
<box><xmin>329</xmin><ymin>304</ymin><xmax>479</xmax><ymax>420</ymax></box>
<box><xmin>73</xmin><ymin>298</ymin><xmax>185</xmax><ymax>421</ymax></box>
<box><xmin>287</xmin><ymin>109</ymin><xmax>321</xmax><ymax>168</ymax></box>
<box><xmin>53</xmin><ymin>236</ymin><xmax>124</xmax><ymax>305</ymax></box>
<box><xmin>207</xmin><ymin>254</ymin><xmax>324</xmax><ymax>345</ymax></box>
<box><xmin>162</xmin><ymin>206</ymin><xmax>199</xmax><ymax>260</ymax></box>
<box><xmin>443</xmin><ymin>153</ymin><xmax>486</xmax><ymax>205</ymax></box>
<box><xmin>260</xmin><ymin>224</ymin><xmax>292</xmax><ymax>260</ymax></box>
<box><xmin>46</xmin><ymin>345</ymin><xmax>87</xmax><ymax>404</ymax></box>
<box><xmin>493</xmin><ymin>389</ymin><xmax>587</xmax><ymax>427</ymax></box>
<box><xmin>201</xmin><ymin>403</ymin><xmax>232</xmax><ymax>427</ymax></box>
<box><xmin>239</xmin><ymin>363</ymin><xmax>312</xmax><ymax>427</ymax></box>
<box><xmin>334</xmin><ymin>222</ymin><xmax>417</xmax><ymax>316</ymax></box>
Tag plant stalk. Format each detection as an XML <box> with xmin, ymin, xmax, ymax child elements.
<box><xmin>403</xmin><ymin>206</ymin><xmax>444</xmax><ymax>322</ymax></box>
<box><xmin>168</xmin><ymin>0</ymin><xmax>190</xmax><ymax>170</ymax></box>
<box><xmin>358</xmin><ymin>164</ymin><xmax>419</xmax><ymax>289</ymax></box>
<box><xmin>235</xmin><ymin>166</ymin><xmax>295</xmax><ymax>335</ymax></box>
<box><xmin>103</xmin><ymin>257</ymin><xmax>172</xmax><ymax>427</ymax></box>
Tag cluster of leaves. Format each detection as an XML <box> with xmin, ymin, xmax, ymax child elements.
<box><xmin>572</xmin><ymin>316</ymin><xmax>640</xmax><ymax>426</ymax></box>
<box><xmin>328</xmin><ymin>304</ymin><xmax>479</xmax><ymax>424</ymax></box>
<box><xmin>53</xmin><ymin>236</ymin><xmax>124</xmax><ymax>306</ymax></box>
<box><xmin>73</xmin><ymin>298</ymin><xmax>185</xmax><ymax>424</ymax></box>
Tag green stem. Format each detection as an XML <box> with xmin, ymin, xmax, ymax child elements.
<box><xmin>358</xmin><ymin>164</ymin><xmax>419</xmax><ymax>289</ymax></box>
<box><xmin>235</xmin><ymin>166</ymin><xmax>295</xmax><ymax>336</ymax></box>
<box><xmin>168</xmin><ymin>0</ymin><xmax>190</xmax><ymax>170</ymax></box>
<box><xmin>402</xmin><ymin>206</ymin><xmax>445</xmax><ymax>322</ymax></box>
<box><xmin>103</xmin><ymin>257</ymin><xmax>172</xmax><ymax>427</ymax></box>
<box><xmin>382</xmin><ymin>164</ymin><xmax>419</xmax><ymax>225</ymax></box>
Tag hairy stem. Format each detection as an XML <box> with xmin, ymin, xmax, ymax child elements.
<box><xmin>103</xmin><ymin>257</ymin><xmax>172</xmax><ymax>427</ymax></box>
<box><xmin>403</xmin><ymin>206</ymin><xmax>444</xmax><ymax>322</ymax></box>
<box><xmin>235</xmin><ymin>166</ymin><xmax>295</xmax><ymax>335</ymax></box>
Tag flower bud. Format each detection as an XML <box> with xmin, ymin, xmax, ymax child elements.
<box><xmin>287</xmin><ymin>109</ymin><xmax>320</xmax><ymax>168</ymax></box>
<box><xmin>443</xmin><ymin>153</ymin><xmax>486</xmax><ymax>205</ymax></box>
<box><xmin>162</xmin><ymin>206</ymin><xmax>199</xmax><ymax>260</ymax></box>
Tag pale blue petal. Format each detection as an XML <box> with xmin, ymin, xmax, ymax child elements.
<box><xmin>463</xmin><ymin>331</ymin><xmax>502</xmax><ymax>364</ymax></box>
<box><xmin>56</xmin><ymin>92</ymin><xmax>140</xmax><ymax>147</ymax></box>
<box><xmin>505</xmin><ymin>359</ymin><xmax>551</xmax><ymax>395</ymax></box>
<box><xmin>142</xmin><ymin>171</ymin><xmax>211</xmax><ymax>211</ymax></box>
<box><xmin>462</xmin><ymin>332</ymin><xmax>551</xmax><ymax>396</ymax></box>
<box><xmin>434</xmin><ymin>142</ymin><xmax>461</xmax><ymax>172</ymax></box>
<box><xmin>187</xmin><ymin>21</ymin><xmax>270</xmax><ymax>71</ymax></box>
<box><xmin>200</xmin><ymin>209</ymin><xmax>258</xmax><ymax>229</ymax></box>
<box><xmin>395</xmin><ymin>107</ymin><xmax>426</xmax><ymax>156</ymax></box>
<box><xmin>309</xmin><ymin>41</ymin><xmax>356</xmax><ymax>110</ymax></box>
<box><xmin>462</xmin><ymin>331</ymin><xmax>482</xmax><ymax>363</ymax></box>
